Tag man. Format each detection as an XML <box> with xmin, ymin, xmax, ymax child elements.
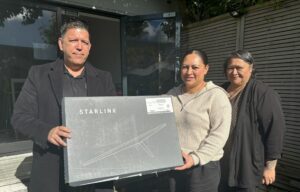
<box><xmin>11</xmin><ymin>20</ymin><xmax>115</xmax><ymax>192</ymax></box>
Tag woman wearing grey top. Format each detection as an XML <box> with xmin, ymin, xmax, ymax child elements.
<box><xmin>167</xmin><ymin>49</ymin><xmax>232</xmax><ymax>192</ymax></box>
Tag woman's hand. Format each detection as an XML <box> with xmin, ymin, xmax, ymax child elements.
<box><xmin>262</xmin><ymin>167</ymin><xmax>276</xmax><ymax>185</ymax></box>
<box><xmin>175</xmin><ymin>151</ymin><xmax>194</xmax><ymax>171</ymax></box>
<box><xmin>262</xmin><ymin>160</ymin><xmax>277</xmax><ymax>185</ymax></box>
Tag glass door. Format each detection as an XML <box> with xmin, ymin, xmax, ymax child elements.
<box><xmin>121</xmin><ymin>12</ymin><xmax>180</xmax><ymax>96</ymax></box>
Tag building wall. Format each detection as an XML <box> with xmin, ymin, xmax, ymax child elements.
<box><xmin>181</xmin><ymin>14</ymin><xmax>237</xmax><ymax>84</ymax></box>
<box><xmin>46</xmin><ymin>0</ymin><xmax>179</xmax><ymax>16</ymax></box>
<box><xmin>181</xmin><ymin>0</ymin><xmax>300</xmax><ymax>191</ymax></box>
<box><xmin>0</xmin><ymin>0</ymin><xmax>179</xmax><ymax>191</ymax></box>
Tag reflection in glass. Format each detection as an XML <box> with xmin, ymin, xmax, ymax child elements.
<box><xmin>125</xmin><ymin>18</ymin><xmax>177</xmax><ymax>95</ymax></box>
<box><xmin>0</xmin><ymin>2</ymin><xmax>57</xmax><ymax>143</ymax></box>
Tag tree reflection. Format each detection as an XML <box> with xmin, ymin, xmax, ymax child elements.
<box><xmin>126</xmin><ymin>18</ymin><xmax>175</xmax><ymax>40</ymax></box>
<box><xmin>40</xmin><ymin>14</ymin><xmax>58</xmax><ymax>44</ymax></box>
<box><xmin>0</xmin><ymin>3</ymin><xmax>42</xmax><ymax>27</ymax></box>
<box><xmin>0</xmin><ymin>2</ymin><xmax>57</xmax><ymax>45</ymax></box>
<box><xmin>0</xmin><ymin>2</ymin><xmax>57</xmax><ymax>143</ymax></box>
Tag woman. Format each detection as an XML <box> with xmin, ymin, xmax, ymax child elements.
<box><xmin>167</xmin><ymin>49</ymin><xmax>232</xmax><ymax>192</ymax></box>
<box><xmin>219</xmin><ymin>50</ymin><xmax>285</xmax><ymax>192</ymax></box>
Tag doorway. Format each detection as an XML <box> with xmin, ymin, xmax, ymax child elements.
<box><xmin>122</xmin><ymin>13</ymin><xmax>180</xmax><ymax>96</ymax></box>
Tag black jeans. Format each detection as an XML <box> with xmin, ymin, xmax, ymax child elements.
<box><xmin>169</xmin><ymin>161</ymin><xmax>221</xmax><ymax>192</ymax></box>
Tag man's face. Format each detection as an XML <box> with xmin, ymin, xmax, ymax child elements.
<box><xmin>58</xmin><ymin>28</ymin><xmax>91</xmax><ymax>68</ymax></box>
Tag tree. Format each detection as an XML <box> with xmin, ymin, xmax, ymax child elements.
<box><xmin>0</xmin><ymin>2</ymin><xmax>42</xmax><ymax>27</ymax></box>
<box><xmin>178</xmin><ymin>0</ymin><xmax>281</xmax><ymax>25</ymax></box>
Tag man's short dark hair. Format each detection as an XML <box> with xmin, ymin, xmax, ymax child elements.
<box><xmin>60</xmin><ymin>19</ymin><xmax>90</xmax><ymax>38</ymax></box>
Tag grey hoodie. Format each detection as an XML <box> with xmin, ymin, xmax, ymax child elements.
<box><xmin>167</xmin><ymin>81</ymin><xmax>232</xmax><ymax>165</ymax></box>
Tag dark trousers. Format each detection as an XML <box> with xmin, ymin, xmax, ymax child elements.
<box><xmin>219</xmin><ymin>186</ymin><xmax>256</xmax><ymax>192</ymax></box>
<box><xmin>64</xmin><ymin>181</ymin><xmax>114</xmax><ymax>192</ymax></box>
<box><xmin>218</xmin><ymin>186</ymin><xmax>267</xmax><ymax>192</ymax></box>
<box><xmin>169</xmin><ymin>161</ymin><xmax>220</xmax><ymax>192</ymax></box>
<box><xmin>114</xmin><ymin>173</ymin><xmax>170</xmax><ymax>192</ymax></box>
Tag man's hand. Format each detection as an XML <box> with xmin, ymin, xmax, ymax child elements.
<box><xmin>48</xmin><ymin>126</ymin><xmax>71</xmax><ymax>147</ymax></box>
<box><xmin>175</xmin><ymin>151</ymin><xmax>194</xmax><ymax>171</ymax></box>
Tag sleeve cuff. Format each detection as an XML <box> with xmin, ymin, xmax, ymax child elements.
<box><xmin>189</xmin><ymin>153</ymin><xmax>200</xmax><ymax>166</ymax></box>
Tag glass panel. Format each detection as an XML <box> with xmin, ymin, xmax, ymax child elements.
<box><xmin>0</xmin><ymin>1</ymin><xmax>57</xmax><ymax>143</ymax></box>
<box><xmin>124</xmin><ymin>16</ymin><xmax>178</xmax><ymax>95</ymax></box>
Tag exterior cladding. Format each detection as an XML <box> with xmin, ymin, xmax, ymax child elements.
<box><xmin>181</xmin><ymin>0</ymin><xmax>300</xmax><ymax>191</ymax></box>
<box><xmin>45</xmin><ymin>0</ymin><xmax>179</xmax><ymax>15</ymax></box>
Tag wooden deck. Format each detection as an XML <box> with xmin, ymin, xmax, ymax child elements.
<box><xmin>0</xmin><ymin>153</ymin><xmax>31</xmax><ymax>192</ymax></box>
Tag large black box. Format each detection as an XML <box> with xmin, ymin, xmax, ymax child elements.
<box><xmin>62</xmin><ymin>96</ymin><xmax>183</xmax><ymax>186</ymax></box>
